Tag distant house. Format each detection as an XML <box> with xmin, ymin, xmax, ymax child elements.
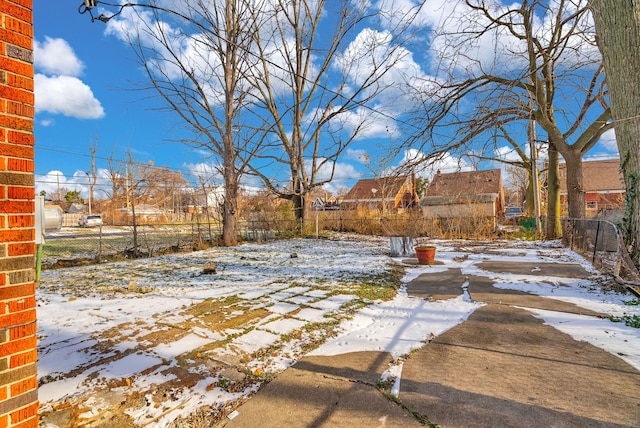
<box><xmin>341</xmin><ymin>175</ymin><xmax>419</xmax><ymax>211</ymax></box>
<box><xmin>118</xmin><ymin>204</ymin><xmax>167</xmax><ymax>222</ymax></box>
<box><xmin>559</xmin><ymin>159</ymin><xmax>625</xmax><ymax>217</ymax></box>
<box><xmin>312</xmin><ymin>195</ymin><xmax>340</xmax><ymax>211</ymax></box>
<box><xmin>67</xmin><ymin>203</ymin><xmax>87</xmax><ymax>214</ymax></box>
<box><xmin>420</xmin><ymin>169</ymin><xmax>504</xmax><ymax>219</ymax></box>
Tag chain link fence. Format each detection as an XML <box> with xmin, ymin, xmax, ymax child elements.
<box><xmin>41</xmin><ymin>223</ymin><xmax>216</xmax><ymax>268</ymax></box>
<box><xmin>40</xmin><ymin>213</ymin><xmax>500</xmax><ymax>269</ymax></box>
<box><xmin>41</xmin><ymin>219</ymin><xmax>310</xmax><ymax>268</ymax></box>
<box><xmin>41</xmin><ymin>214</ymin><xmax>640</xmax><ymax>284</ymax></box>
<box><xmin>561</xmin><ymin>218</ymin><xmax>640</xmax><ymax>282</ymax></box>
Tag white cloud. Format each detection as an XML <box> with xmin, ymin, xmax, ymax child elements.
<box><xmin>36</xmin><ymin>170</ymin><xmax>92</xmax><ymax>199</ymax></box>
<box><xmin>334</xmin><ymin>27</ymin><xmax>432</xmax><ymax>111</ymax></box>
<box><xmin>597</xmin><ymin>128</ymin><xmax>618</xmax><ymax>153</ymax></box>
<box><xmin>34</xmin><ymin>37</ymin><xmax>85</xmax><ymax>77</ymax></box>
<box><xmin>105</xmin><ymin>4</ymin><xmax>264</xmax><ymax>108</ymax></box>
<box><xmin>402</xmin><ymin>0</ymin><xmax>600</xmax><ymax>76</ymax></box>
<box><xmin>344</xmin><ymin>148</ymin><xmax>369</xmax><ymax>163</ymax></box>
<box><xmin>37</xmin><ymin>168</ymin><xmax>140</xmax><ymax>201</ymax></box>
<box><xmin>35</xmin><ymin>74</ymin><xmax>105</xmax><ymax>119</ymax></box>
<box><xmin>317</xmin><ymin>161</ymin><xmax>362</xmax><ymax>193</ymax></box>
<box><xmin>36</xmin><ymin>170</ymin><xmax>65</xmax><ymax>198</ymax></box>
<box><xmin>495</xmin><ymin>145</ymin><xmax>524</xmax><ymax>163</ymax></box>
<box><xmin>326</xmin><ymin>106</ymin><xmax>400</xmax><ymax>141</ymax></box>
<box><xmin>401</xmin><ymin>148</ymin><xmax>471</xmax><ymax>179</ymax></box>
<box><xmin>184</xmin><ymin>162</ymin><xmax>223</xmax><ymax>183</ymax></box>
<box><xmin>33</xmin><ymin>36</ymin><xmax>105</xmax><ymax>120</ymax></box>
<box><xmin>369</xmin><ymin>0</ymin><xmax>460</xmax><ymax>32</ymax></box>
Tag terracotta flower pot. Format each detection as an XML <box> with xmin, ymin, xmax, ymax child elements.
<box><xmin>415</xmin><ymin>246</ymin><xmax>436</xmax><ymax>265</ymax></box>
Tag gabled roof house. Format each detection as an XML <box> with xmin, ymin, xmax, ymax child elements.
<box><xmin>341</xmin><ymin>175</ymin><xmax>419</xmax><ymax>211</ymax></box>
<box><xmin>420</xmin><ymin>169</ymin><xmax>504</xmax><ymax>218</ymax></box>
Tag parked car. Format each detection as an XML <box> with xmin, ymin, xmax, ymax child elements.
<box><xmin>78</xmin><ymin>214</ymin><xmax>103</xmax><ymax>227</ymax></box>
<box><xmin>503</xmin><ymin>206</ymin><xmax>524</xmax><ymax>220</ymax></box>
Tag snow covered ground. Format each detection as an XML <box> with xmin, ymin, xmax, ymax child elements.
<box><xmin>36</xmin><ymin>235</ymin><xmax>640</xmax><ymax>427</ymax></box>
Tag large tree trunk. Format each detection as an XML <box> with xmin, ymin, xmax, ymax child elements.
<box><xmin>563</xmin><ymin>151</ymin><xmax>586</xmax><ymax>219</ymax></box>
<box><xmin>291</xmin><ymin>172</ymin><xmax>304</xmax><ymax>222</ymax></box>
<box><xmin>546</xmin><ymin>144</ymin><xmax>562</xmax><ymax>238</ymax></box>
<box><xmin>590</xmin><ymin>0</ymin><xmax>640</xmax><ymax>262</ymax></box>
<box><xmin>524</xmin><ymin>178</ymin><xmax>534</xmax><ymax>215</ymax></box>
<box><xmin>222</xmin><ymin>176</ymin><xmax>238</xmax><ymax>246</ymax></box>
<box><xmin>222</xmin><ymin>132</ymin><xmax>239</xmax><ymax>247</ymax></box>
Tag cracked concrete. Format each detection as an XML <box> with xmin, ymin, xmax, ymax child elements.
<box><xmin>223</xmin><ymin>352</ymin><xmax>421</xmax><ymax>428</ymax></box>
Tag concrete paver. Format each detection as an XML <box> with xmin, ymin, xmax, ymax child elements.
<box><xmin>476</xmin><ymin>261</ymin><xmax>593</xmax><ymax>278</ymax></box>
<box><xmin>221</xmin><ymin>261</ymin><xmax>640</xmax><ymax>428</ymax></box>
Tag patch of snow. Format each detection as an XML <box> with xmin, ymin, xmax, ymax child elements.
<box><xmin>310</xmin><ymin>290</ymin><xmax>482</xmax><ymax>359</ymax></box>
<box><xmin>268</xmin><ymin>302</ymin><xmax>299</xmax><ymax>314</ymax></box>
<box><xmin>294</xmin><ymin>308</ymin><xmax>330</xmax><ymax>322</ymax></box>
<box><xmin>259</xmin><ymin>318</ymin><xmax>306</xmax><ymax>335</ymax></box>
<box><xmin>524</xmin><ymin>307</ymin><xmax>640</xmax><ymax>372</ymax></box>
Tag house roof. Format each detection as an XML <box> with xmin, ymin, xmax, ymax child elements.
<box><xmin>343</xmin><ymin>176</ymin><xmax>411</xmax><ymax>201</ymax></box>
<box><xmin>559</xmin><ymin>159</ymin><xmax>624</xmax><ymax>193</ymax></box>
<box><xmin>426</xmin><ymin>169</ymin><xmax>502</xmax><ymax>197</ymax></box>
<box><xmin>67</xmin><ymin>203</ymin><xmax>86</xmax><ymax>213</ymax></box>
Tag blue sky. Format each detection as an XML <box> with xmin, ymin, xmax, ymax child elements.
<box><xmin>33</xmin><ymin>1</ymin><xmax>620</xmax><ymax>200</ymax></box>
<box><xmin>34</xmin><ymin>1</ymin><xmax>200</xmax><ymax>197</ymax></box>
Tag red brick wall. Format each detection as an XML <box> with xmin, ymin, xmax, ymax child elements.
<box><xmin>0</xmin><ymin>1</ymin><xmax>38</xmax><ymax>427</ymax></box>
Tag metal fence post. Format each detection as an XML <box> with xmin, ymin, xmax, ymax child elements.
<box><xmin>592</xmin><ymin>220</ymin><xmax>601</xmax><ymax>264</ymax></box>
<box><xmin>570</xmin><ymin>219</ymin><xmax>575</xmax><ymax>250</ymax></box>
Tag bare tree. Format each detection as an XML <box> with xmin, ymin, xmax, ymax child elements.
<box><xmin>407</xmin><ymin>0</ymin><xmax>611</xmax><ymax>238</ymax></box>
<box><xmin>590</xmin><ymin>0</ymin><xmax>640</xmax><ymax>263</ymax></box>
<box><xmin>103</xmin><ymin>0</ymin><xmax>266</xmax><ymax>246</ymax></box>
<box><xmin>122</xmin><ymin>151</ymin><xmax>165</xmax><ymax>256</ymax></box>
<box><xmin>193</xmin><ymin>168</ymin><xmax>219</xmax><ymax>239</ymax></box>
<box><xmin>242</xmin><ymin>0</ymin><xmax>419</xmax><ymax>227</ymax></box>
<box><xmin>505</xmin><ymin>164</ymin><xmax>528</xmax><ymax>207</ymax></box>
<box><xmin>124</xmin><ymin>151</ymin><xmax>141</xmax><ymax>255</ymax></box>
<box><xmin>104</xmin><ymin>149</ymin><xmax>127</xmax><ymax>225</ymax></box>
<box><xmin>149</xmin><ymin>167</ymin><xmax>189</xmax><ymax>220</ymax></box>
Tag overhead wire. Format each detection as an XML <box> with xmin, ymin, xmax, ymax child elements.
<box><xmin>34</xmin><ymin>144</ymin><xmax>390</xmax><ymax>191</ymax></box>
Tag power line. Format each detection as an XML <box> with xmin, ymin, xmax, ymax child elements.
<box><xmin>34</xmin><ymin>143</ymin><xmax>407</xmax><ymax>186</ymax></box>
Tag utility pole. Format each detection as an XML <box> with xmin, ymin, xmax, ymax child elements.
<box><xmin>85</xmin><ymin>171</ymin><xmax>92</xmax><ymax>214</ymax></box>
<box><xmin>529</xmin><ymin>97</ymin><xmax>542</xmax><ymax>236</ymax></box>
